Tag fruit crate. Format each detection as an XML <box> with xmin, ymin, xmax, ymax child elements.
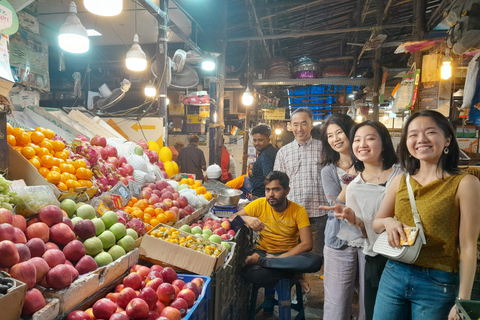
<box><xmin>456</xmin><ymin>299</ymin><xmax>480</xmax><ymax>320</ymax></box>
<box><xmin>0</xmin><ymin>277</ymin><xmax>27</xmax><ymax>320</ymax></box>
<box><xmin>178</xmin><ymin>274</ymin><xmax>211</xmax><ymax>320</ymax></box>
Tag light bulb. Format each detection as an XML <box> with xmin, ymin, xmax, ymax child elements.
<box><xmin>166</xmin><ymin>98</ymin><xmax>170</xmax><ymax>105</ymax></box>
<box><xmin>441</xmin><ymin>61</ymin><xmax>452</xmax><ymax>80</ymax></box>
<box><xmin>383</xmin><ymin>115</ymin><xmax>389</xmax><ymax>120</ymax></box>
<box><xmin>275</xmin><ymin>129</ymin><xmax>282</xmax><ymax>135</ymax></box>
<box><xmin>144</xmin><ymin>83</ymin><xmax>156</xmax><ymax>97</ymax></box>
<box><xmin>84</xmin><ymin>0</ymin><xmax>122</xmax><ymax>16</ymax></box>
<box><xmin>202</xmin><ymin>60</ymin><xmax>215</xmax><ymax>71</ymax></box>
<box><xmin>126</xmin><ymin>34</ymin><xmax>147</xmax><ymax>72</ymax></box>
<box><xmin>242</xmin><ymin>87</ymin><xmax>254</xmax><ymax>106</ymax></box>
<box><xmin>58</xmin><ymin>2</ymin><xmax>89</xmax><ymax>54</ymax></box>
<box><xmin>356</xmin><ymin>115</ymin><xmax>363</xmax><ymax>122</ymax></box>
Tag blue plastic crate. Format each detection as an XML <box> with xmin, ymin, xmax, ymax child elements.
<box><xmin>178</xmin><ymin>274</ymin><xmax>211</xmax><ymax>320</ymax></box>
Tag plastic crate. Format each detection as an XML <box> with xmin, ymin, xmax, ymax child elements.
<box><xmin>178</xmin><ymin>274</ymin><xmax>211</xmax><ymax>320</ymax></box>
<box><xmin>456</xmin><ymin>300</ymin><xmax>480</xmax><ymax>320</ymax></box>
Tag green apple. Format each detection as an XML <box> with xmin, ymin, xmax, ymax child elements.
<box><xmin>76</xmin><ymin>202</ymin><xmax>86</xmax><ymax>209</ymax></box>
<box><xmin>202</xmin><ymin>229</ymin><xmax>213</xmax><ymax>237</ymax></box>
<box><xmin>179</xmin><ymin>225</ymin><xmax>192</xmax><ymax>234</ymax></box>
<box><xmin>71</xmin><ymin>217</ymin><xmax>83</xmax><ymax>227</ymax></box>
<box><xmin>98</xmin><ymin>230</ymin><xmax>116</xmax><ymax>250</ymax></box>
<box><xmin>191</xmin><ymin>226</ymin><xmax>202</xmax><ymax>235</ymax></box>
<box><xmin>117</xmin><ymin>235</ymin><xmax>135</xmax><ymax>252</ymax></box>
<box><xmin>60</xmin><ymin>199</ymin><xmax>77</xmax><ymax>218</ymax></box>
<box><xmin>91</xmin><ymin>218</ymin><xmax>106</xmax><ymax>236</ymax></box>
<box><xmin>209</xmin><ymin>235</ymin><xmax>222</xmax><ymax>244</ymax></box>
<box><xmin>202</xmin><ymin>234</ymin><xmax>210</xmax><ymax>239</ymax></box>
<box><xmin>83</xmin><ymin>237</ymin><xmax>103</xmax><ymax>256</ymax></box>
<box><xmin>126</xmin><ymin>228</ymin><xmax>138</xmax><ymax>240</ymax></box>
<box><xmin>134</xmin><ymin>145</ymin><xmax>144</xmax><ymax>156</ymax></box>
<box><xmin>94</xmin><ymin>251</ymin><xmax>113</xmax><ymax>267</ymax></box>
<box><xmin>101</xmin><ymin>211</ymin><xmax>118</xmax><ymax>229</ymax></box>
<box><xmin>109</xmin><ymin>223</ymin><xmax>127</xmax><ymax>241</ymax></box>
<box><xmin>221</xmin><ymin>241</ymin><xmax>231</xmax><ymax>252</ymax></box>
<box><xmin>76</xmin><ymin>204</ymin><xmax>96</xmax><ymax>220</ymax></box>
<box><xmin>108</xmin><ymin>245</ymin><xmax>126</xmax><ymax>261</ymax></box>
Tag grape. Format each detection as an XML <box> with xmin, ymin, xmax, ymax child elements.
<box><xmin>0</xmin><ymin>175</ymin><xmax>17</xmax><ymax>210</ymax></box>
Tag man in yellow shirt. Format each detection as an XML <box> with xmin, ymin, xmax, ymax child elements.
<box><xmin>234</xmin><ymin>171</ymin><xmax>322</xmax><ymax>286</ymax></box>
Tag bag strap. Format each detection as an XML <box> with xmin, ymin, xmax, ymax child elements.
<box><xmin>406</xmin><ymin>174</ymin><xmax>426</xmax><ymax>244</ymax></box>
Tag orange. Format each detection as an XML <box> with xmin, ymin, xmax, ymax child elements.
<box><xmin>76</xmin><ymin>167</ymin><xmax>88</xmax><ymax>180</ymax></box>
<box><xmin>69</xmin><ymin>174</ymin><xmax>77</xmax><ymax>181</ymax></box>
<box><xmin>165</xmin><ymin>211</ymin><xmax>175</xmax><ymax>222</ymax></box>
<box><xmin>130</xmin><ymin>197</ymin><xmax>138</xmax><ymax>204</ymax></box>
<box><xmin>29</xmin><ymin>157</ymin><xmax>41</xmax><ymax>169</ymax></box>
<box><xmin>204</xmin><ymin>192</ymin><xmax>213</xmax><ymax>201</ymax></box>
<box><xmin>16</xmin><ymin>132</ymin><xmax>31</xmax><ymax>146</ymax></box>
<box><xmin>55</xmin><ymin>150</ymin><xmax>69</xmax><ymax>160</ymax></box>
<box><xmin>146</xmin><ymin>225</ymin><xmax>152</xmax><ymax>232</ymax></box>
<box><xmin>43</xmin><ymin>129</ymin><xmax>55</xmax><ymax>139</ymax></box>
<box><xmin>150</xmin><ymin>218</ymin><xmax>160</xmax><ymax>227</ymax></box>
<box><xmin>144</xmin><ymin>207</ymin><xmax>155</xmax><ymax>216</ymax></box>
<box><xmin>85</xmin><ymin>181</ymin><xmax>93</xmax><ymax>188</ymax></box>
<box><xmin>51</xmin><ymin>166</ymin><xmax>61</xmax><ymax>174</ymax></box>
<box><xmin>65</xmin><ymin>180</ymin><xmax>77</xmax><ymax>189</ymax></box>
<box><xmin>36</xmin><ymin>147</ymin><xmax>51</xmax><ymax>158</ymax></box>
<box><xmin>124</xmin><ymin>207</ymin><xmax>132</xmax><ymax>214</ymax></box>
<box><xmin>134</xmin><ymin>200</ymin><xmax>148</xmax><ymax>211</ymax></box>
<box><xmin>27</xmin><ymin>143</ymin><xmax>40</xmax><ymax>153</ymax></box>
<box><xmin>143</xmin><ymin>214</ymin><xmax>152</xmax><ymax>224</ymax></box>
<box><xmin>52</xmin><ymin>157</ymin><xmax>61</xmax><ymax>167</ymax></box>
<box><xmin>6</xmin><ymin>123</ymin><xmax>13</xmax><ymax>135</ymax></box>
<box><xmin>12</xmin><ymin>127</ymin><xmax>25</xmax><ymax>138</ymax></box>
<box><xmin>52</xmin><ymin>140</ymin><xmax>65</xmax><ymax>152</ymax></box>
<box><xmin>60</xmin><ymin>173</ymin><xmax>70</xmax><ymax>183</ymax></box>
<box><xmin>21</xmin><ymin>146</ymin><xmax>36</xmax><ymax>159</ymax></box>
<box><xmin>30</xmin><ymin>131</ymin><xmax>45</xmax><ymax>144</ymax></box>
<box><xmin>180</xmin><ymin>178</ymin><xmax>188</xmax><ymax>184</ymax></box>
<box><xmin>157</xmin><ymin>214</ymin><xmax>167</xmax><ymax>224</ymax></box>
<box><xmin>74</xmin><ymin>159</ymin><xmax>87</xmax><ymax>169</ymax></box>
<box><xmin>40</xmin><ymin>140</ymin><xmax>53</xmax><ymax>153</ymax></box>
<box><xmin>7</xmin><ymin>135</ymin><xmax>16</xmax><ymax>146</ymax></box>
<box><xmin>38</xmin><ymin>167</ymin><xmax>50</xmax><ymax>178</ymax></box>
<box><xmin>35</xmin><ymin>127</ymin><xmax>47</xmax><ymax>135</ymax></box>
<box><xmin>193</xmin><ymin>180</ymin><xmax>202</xmax><ymax>188</ymax></box>
<box><xmin>187</xmin><ymin>178</ymin><xmax>194</xmax><ymax>185</ymax></box>
<box><xmin>66</xmin><ymin>159</ymin><xmax>74</xmax><ymax>165</ymax></box>
<box><xmin>57</xmin><ymin>182</ymin><xmax>68</xmax><ymax>191</ymax></box>
<box><xmin>59</xmin><ymin>163</ymin><xmax>70</xmax><ymax>173</ymax></box>
<box><xmin>132</xmin><ymin>210</ymin><xmax>144</xmax><ymax>220</ymax></box>
<box><xmin>65</xmin><ymin>164</ymin><xmax>75</xmax><ymax>174</ymax></box>
<box><xmin>40</xmin><ymin>155</ymin><xmax>54</xmax><ymax>168</ymax></box>
<box><xmin>13</xmin><ymin>146</ymin><xmax>22</xmax><ymax>152</ymax></box>
<box><xmin>79</xmin><ymin>180</ymin><xmax>90</xmax><ymax>187</ymax></box>
<box><xmin>47</xmin><ymin>171</ymin><xmax>61</xmax><ymax>184</ymax></box>
<box><xmin>154</xmin><ymin>208</ymin><xmax>164</xmax><ymax>216</ymax></box>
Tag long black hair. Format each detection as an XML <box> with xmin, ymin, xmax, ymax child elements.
<box><xmin>320</xmin><ymin>113</ymin><xmax>355</xmax><ymax>166</ymax></box>
<box><xmin>399</xmin><ymin>110</ymin><xmax>459</xmax><ymax>176</ymax></box>
<box><xmin>350</xmin><ymin>121</ymin><xmax>397</xmax><ymax>172</ymax></box>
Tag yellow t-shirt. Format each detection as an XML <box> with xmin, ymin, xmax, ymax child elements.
<box><xmin>226</xmin><ymin>175</ymin><xmax>246</xmax><ymax>189</ymax></box>
<box><xmin>244</xmin><ymin>198</ymin><xmax>310</xmax><ymax>253</ymax></box>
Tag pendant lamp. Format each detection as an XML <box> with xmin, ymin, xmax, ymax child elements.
<box><xmin>58</xmin><ymin>2</ymin><xmax>89</xmax><ymax>54</ymax></box>
<box><xmin>242</xmin><ymin>85</ymin><xmax>254</xmax><ymax>106</ymax></box>
<box><xmin>126</xmin><ymin>0</ymin><xmax>147</xmax><ymax>71</ymax></box>
<box><xmin>84</xmin><ymin>0</ymin><xmax>123</xmax><ymax>16</ymax></box>
<box><xmin>144</xmin><ymin>82</ymin><xmax>156</xmax><ymax>97</ymax></box>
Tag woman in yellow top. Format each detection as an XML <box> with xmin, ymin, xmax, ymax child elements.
<box><xmin>372</xmin><ymin>110</ymin><xmax>480</xmax><ymax>320</ymax></box>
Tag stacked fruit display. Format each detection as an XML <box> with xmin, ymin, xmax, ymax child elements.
<box><xmin>178</xmin><ymin>179</ymin><xmax>212</xmax><ymax>199</ymax></box>
<box><xmin>67</xmin><ymin>265</ymin><xmax>206</xmax><ymax>320</ymax></box>
<box><xmin>62</xmin><ymin>200</ymin><xmax>141</xmax><ymax>267</ymax></box>
<box><xmin>188</xmin><ymin>216</ymin><xmax>236</xmax><ymax>240</ymax></box>
<box><xmin>0</xmin><ymin>174</ymin><xmax>18</xmax><ymax>211</ymax></box>
<box><xmin>150</xmin><ymin>226</ymin><xmax>224</xmax><ymax>257</ymax></box>
<box><xmin>123</xmin><ymin>180</ymin><xmax>196</xmax><ymax>228</ymax></box>
<box><xmin>7</xmin><ymin>125</ymin><xmax>93</xmax><ymax>191</ymax></box>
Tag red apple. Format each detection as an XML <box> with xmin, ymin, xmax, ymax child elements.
<box><xmin>26</xmin><ymin>222</ymin><xmax>50</xmax><ymax>242</ymax></box>
<box><xmin>146</xmin><ymin>270</ymin><xmax>163</xmax><ymax>283</ymax></box>
<box><xmin>145</xmin><ymin>277</ymin><xmax>164</xmax><ymax>291</ymax></box>
<box><xmin>50</xmin><ymin>223</ymin><xmax>76</xmax><ymax>246</ymax></box>
<box><xmin>136</xmin><ymin>266</ymin><xmax>150</xmax><ymax>280</ymax></box>
<box><xmin>184</xmin><ymin>282</ymin><xmax>199</xmax><ymax>299</ymax></box>
<box><xmin>191</xmin><ymin>277</ymin><xmax>205</xmax><ymax>291</ymax></box>
<box><xmin>63</xmin><ymin>239</ymin><xmax>86</xmax><ymax>262</ymax></box>
<box><xmin>160</xmin><ymin>267</ymin><xmax>177</xmax><ymax>283</ymax></box>
<box><xmin>227</xmin><ymin>229</ymin><xmax>236</xmax><ymax>237</ymax></box>
<box><xmin>45</xmin><ymin>242</ymin><xmax>60</xmax><ymax>251</ymax></box>
<box><xmin>156</xmin><ymin>283</ymin><xmax>176</xmax><ymax>304</ymax></box>
<box><xmin>117</xmin><ymin>287</ymin><xmax>137</xmax><ymax>309</ymax></box>
<box><xmin>130</xmin><ymin>264</ymin><xmax>142</xmax><ymax>273</ymax></box>
<box><xmin>172</xmin><ymin>279</ymin><xmax>185</xmax><ymax>290</ymax></box>
<box><xmin>46</xmin><ymin>265</ymin><xmax>73</xmax><ymax>290</ymax></box>
<box><xmin>147</xmin><ymin>310</ymin><xmax>160</xmax><ymax>320</ymax></box>
<box><xmin>126</xmin><ymin>298</ymin><xmax>149</xmax><ymax>319</ymax></box>
<box><xmin>67</xmin><ymin>310</ymin><xmax>92</xmax><ymax>320</ymax></box>
<box><xmin>0</xmin><ymin>209</ymin><xmax>12</xmax><ymax>224</ymax></box>
<box><xmin>42</xmin><ymin>249</ymin><xmax>66</xmax><ymax>268</ymax></box>
<box><xmin>124</xmin><ymin>272</ymin><xmax>142</xmax><ymax>289</ymax></box>
<box><xmin>160</xmin><ymin>306</ymin><xmax>181</xmax><ymax>320</ymax></box>
<box><xmin>22</xmin><ymin>288</ymin><xmax>46</xmax><ymax>316</ymax></box>
<box><xmin>106</xmin><ymin>292</ymin><xmax>119</xmax><ymax>304</ymax></box>
<box><xmin>151</xmin><ymin>265</ymin><xmax>165</xmax><ymax>273</ymax></box>
<box><xmin>155</xmin><ymin>301</ymin><xmax>166</xmax><ymax>314</ymax></box>
<box><xmin>39</xmin><ymin>205</ymin><xmax>64</xmax><ymax>227</ymax></box>
<box><xmin>110</xmin><ymin>313</ymin><xmax>129</xmax><ymax>320</ymax></box>
<box><xmin>115</xmin><ymin>284</ymin><xmax>125</xmax><ymax>292</ymax></box>
<box><xmin>170</xmin><ymin>297</ymin><xmax>188</xmax><ymax>317</ymax></box>
<box><xmin>75</xmin><ymin>255</ymin><xmax>98</xmax><ymax>275</ymax></box>
<box><xmin>138</xmin><ymin>287</ymin><xmax>158</xmax><ymax>310</ymax></box>
<box><xmin>13</xmin><ymin>227</ymin><xmax>26</xmax><ymax>244</ymax></box>
<box><xmin>0</xmin><ymin>240</ymin><xmax>19</xmax><ymax>267</ymax></box>
<box><xmin>10</xmin><ymin>261</ymin><xmax>37</xmax><ymax>289</ymax></box>
<box><xmin>177</xmin><ymin>289</ymin><xmax>196</xmax><ymax>307</ymax></box>
<box><xmin>15</xmin><ymin>243</ymin><xmax>31</xmax><ymax>262</ymax></box>
<box><xmin>11</xmin><ymin>214</ymin><xmax>26</xmax><ymax>231</ymax></box>
<box><xmin>92</xmin><ymin>298</ymin><xmax>117</xmax><ymax>319</ymax></box>
<box><xmin>29</xmin><ymin>257</ymin><xmax>49</xmax><ymax>282</ymax></box>
<box><xmin>0</xmin><ymin>223</ymin><xmax>16</xmax><ymax>241</ymax></box>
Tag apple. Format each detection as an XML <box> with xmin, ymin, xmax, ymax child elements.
<box><xmin>0</xmin><ymin>240</ymin><xmax>18</xmax><ymax>267</ymax></box>
<box><xmin>91</xmin><ymin>218</ymin><xmax>105</xmax><ymax>236</ymax></box>
<box><xmin>75</xmin><ymin>255</ymin><xmax>98</xmax><ymax>275</ymax></box>
<box><xmin>227</xmin><ymin>229</ymin><xmax>236</xmax><ymax>237</ymax></box>
<box><xmin>146</xmin><ymin>270</ymin><xmax>162</xmax><ymax>282</ymax></box>
<box><xmin>66</xmin><ymin>264</ymin><xmax>79</xmax><ymax>280</ymax></box>
<box><xmin>138</xmin><ymin>287</ymin><xmax>158</xmax><ymax>310</ymax></box>
<box><xmin>67</xmin><ymin>310</ymin><xmax>92</xmax><ymax>320</ymax></box>
<box><xmin>156</xmin><ymin>283</ymin><xmax>176</xmax><ymax>304</ymax></box>
<box><xmin>38</xmin><ymin>205</ymin><xmax>64</xmax><ymax>227</ymax></box>
<box><xmin>184</xmin><ymin>205</ymin><xmax>195</xmax><ymax>215</ymax></box>
<box><xmin>142</xmin><ymin>189</ymin><xmax>152</xmax><ymax>200</ymax></box>
<box><xmin>92</xmin><ymin>298</ymin><xmax>117</xmax><ymax>319</ymax></box>
<box><xmin>146</xmin><ymin>277</ymin><xmax>164</xmax><ymax>291</ymax></box>
<box><xmin>126</xmin><ymin>298</ymin><xmax>150</xmax><ymax>319</ymax></box>
<box><xmin>46</xmin><ymin>265</ymin><xmax>73</xmax><ymax>290</ymax></box>
<box><xmin>117</xmin><ymin>235</ymin><xmax>135</xmax><ymax>252</ymax></box>
<box><xmin>15</xmin><ymin>243</ymin><xmax>31</xmax><ymax>262</ymax></box>
<box><xmin>94</xmin><ymin>251</ymin><xmax>113</xmax><ymax>267</ymax></box>
<box><xmin>177</xmin><ymin>288</ymin><xmax>196</xmax><ymax>307</ymax></box>
<box><xmin>169</xmin><ymin>207</ymin><xmax>179</xmax><ymax>215</ymax></box>
<box><xmin>117</xmin><ymin>287</ymin><xmax>137</xmax><ymax>309</ymax></box>
<box><xmin>163</xmin><ymin>199</ymin><xmax>173</xmax><ymax>208</ymax></box>
<box><xmin>11</xmin><ymin>215</ymin><xmax>26</xmax><ymax>231</ymax></box>
<box><xmin>108</xmin><ymin>245</ymin><xmax>126</xmax><ymax>261</ymax></box>
<box><xmin>50</xmin><ymin>222</ymin><xmax>76</xmax><ymax>245</ymax></box>
<box><xmin>136</xmin><ymin>266</ymin><xmax>150</xmax><ymax>280</ymax></box>
<box><xmin>10</xmin><ymin>261</ymin><xmax>36</xmax><ymax>289</ymax></box>
<box><xmin>183</xmin><ymin>282</ymin><xmax>199</xmax><ymax>299</ymax></box>
<box><xmin>98</xmin><ymin>230</ymin><xmax>116</xmax><ymax>250</ymax></box>
<box><xmin>76</xmin><ymin>204</ymin><xmax>96</xmax><ymax>220</ymax></box>
<box><xmin>110</xmin><ymin>223</ymin><xmax>127</xmax><ymax>241</ymax></box>
<box><xmin>91</xmin><ymin>135</ymin><xmax>107</xmax><ymax>147</ymax></box>
<box><xmin>209</xmin><ymin>234</ymin><xmax>222</xmax><ymax>244</ymax></box>
<box><xmin>83</xmin><ymin>237</ymin><xmax>103</xmax><ymax>256</ymax></box>
<box><xmin>160</xmin><ymin>306</ymin><xmax>181</xmax><ymax>320</ymax></box>
<box><xmin>160</xmin><ymin>267</ymin><xmax>177</xmax><ymax>283</ymax></box>
<box><xmin>0</xmin><ymin>209</ymin><xmax>12</xmax><ymax>224</ymax></box>
<box><xmin>22</xmin><ymin>288</ymin><xmax>46</xmax><ymax>316</ymax></box>
<box><xmin>170</xmin><ymin>297</ymin><xmax>188</xmax><ymax>317</ymax></box>
<box><xmin>110</xmin><ymin>313</ymin><xmax>129</xmax><ymax>320</ymax></box>
<box><xmin>0</xmin><ymin>223</ymin><xmax>16</xmax><ymax>242</ymax></box>
<box><xmin>149</xmin><ymin>195</ymin><xmax>161</xmax><ymax>205</ymax></box>
<box><xmin>124</xmin><ymin>272</ymin><xmax>142</xmax><ymax>290</ymax></box>
<box><xmin>115</xmin><ymin>284</ymin><xmax>125</xmax><ymax>292</ymax></box>
<box><xmin>178</xmin><ymin>209</ymin><xmax>187</xmax><ymax>219</ymax></box>
<box><xmin>221</xmin><ymin>220</ymin><xmax>231</xmax><ymax>230</ymax></box>
<box><xmin>29</xmin><ymin>257</ymin><xmax>49</xmax><ymax>281</ymax></box>
<box><xmin>172</xmin><ymin>279</ymin><xmax>185</xmax><ymax>290</ymax></box>
<box><xmin>74</xmin><ymin>220</ymin><xmax>97</xmax><ymax>241</ymax></box>
<box><xmin>43</xmin><ymin>249</ymin><xmax>66</xmax><ymax>268</ymax></box>
<box><xmin>191</xmin><ymin>277</ymin><xmax>205</xmax><ymax>291</ymax></box>
<box><xmin>13</xmin><ymin>227</ymin><xmax>26</xmax><ymax>244</ymax></box>
<box><xmin>60</xmin><ymin>199</ymin><xmax>77</xmax><ymax>218</ymax></box>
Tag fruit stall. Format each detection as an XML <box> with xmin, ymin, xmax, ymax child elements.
<box><xmin>0</xmin><ymin>108</ymin><xmax>253</xmax><ymax>320</ymax></box>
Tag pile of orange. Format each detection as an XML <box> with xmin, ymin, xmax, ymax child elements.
<box><xmin>7</xmin><ymin>124</ymin><xmax>93</xmax><ymax>191</ymax></box>
<box><xmin>123</xmin><ymin>197</ymin><xmax>177</xmax><ymax>231</ymax></box>
<box><xmin>179</xmin><ymin>178</ymin><xmax>212</xmax><ymax>199</ymax></box>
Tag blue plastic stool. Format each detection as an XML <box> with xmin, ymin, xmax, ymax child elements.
<box><xmin>249</xmin><ymin>277</ymin><xmax>305</xmax><ymax>320</ymax></box>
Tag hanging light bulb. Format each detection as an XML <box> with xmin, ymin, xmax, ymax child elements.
<box><xmin>242</xmin><ymin>86</ymin><xmax>254</xmax><ymax>106</ymax></box>
<box><xmin>144</xmin><ymin>82</ymin><xmax>156</xmax><ymax>97</ymax></box>
<box><xmin>84</xmin><ymin>0</ymin><xmax>122</xmax><ymax>16</ymax></box>
<box><xmin>275</xmin><ymin>129</ymin><xmax>282</xmax><ymax>135</ymax></box>
<box><xmin>166</xmin><ymin>98</ymin><xmax>170</xmax><ymax>105</ymax></box>
<box><xmin>441</xmin><ymin>49</ymin><xmax>452</xmax><ymax>80</ymax></box>
<box><xmin>58</xmin><ymin>2</ymin><xmax>89</xmax><ymax>54</ymax></box>
<box><xmin>126</xmin><ymin>34</ymin><xmax>147</xmax><ymax>71</ymax></box>
<box><xmin>356</xmin><ymin>115</ymin><xmax>363</xmax><ymax>122</ymax></box>
<box><xmin>383</xmin><ymin>114</ymin><xmax>389</xmax><ymax>121</ymax></box>
<box><xmin>202</xmin><ymin>55</ymin><xmax>216</xmax><ymax>71</ymax></box>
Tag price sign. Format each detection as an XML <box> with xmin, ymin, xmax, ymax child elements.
<box><xmin>111</xmin><ymin>195</ymin><xmax>124</xmax><ymax>209</ymax></box>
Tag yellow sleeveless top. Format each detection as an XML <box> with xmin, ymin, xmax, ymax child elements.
<box><xmin>394</xmin><ymin>173</ymin><xmax>467</xmax><ymax>273</ymax></box>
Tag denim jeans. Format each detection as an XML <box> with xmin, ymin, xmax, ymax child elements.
<box><xmin>373</xmin><ymin>260</ymin><xmax>458</xmax><ymax>320</ymax></box>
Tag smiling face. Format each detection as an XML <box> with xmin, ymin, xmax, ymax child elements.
<box><xmin>326</xmin><ymin>123</ymin><xmax>350</xmax><ymax>154</ymax></box>
<box><xmin>291</xmin><ymin>112</ymin><xmax>313</xmax><ymax>143</ymax></box>
<box><xmin>352</xmin><ymin>125</ymin><xmax>383</xmax><ymax>165</ymax></box>
<box><xmin>252</xmin><ymin>133</ymin><xmax>270</xmax><ymax>152</ymax></box>
<box><xmin>406</xmin><ymin>116</ymin><xmax>451</xmax><ymax>163</ymax></box>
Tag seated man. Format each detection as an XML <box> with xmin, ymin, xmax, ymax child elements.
<box><xmin>234</xmin><ymin>171</ymin><xmax>322</xmax><ymax>287</ymax></box>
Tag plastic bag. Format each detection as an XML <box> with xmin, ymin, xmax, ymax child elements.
<box><xmin>392</xmin><ymin>68</ymin><xmax>420</xmax><ymax>112</ymax></box>
<box><xmin>13</xmin><ymin>186</ymin><xmax>60</xmax><ymax>217</ymax></box>
<box><xmin>462</xmin><ymin>51</ymin><xmax>480</xmax><ymax>109</ymax></box>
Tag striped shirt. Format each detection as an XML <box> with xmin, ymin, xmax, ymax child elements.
<box><xmin>274</xmin><ymin>137</ymin><xmax>327</xmax><ymax>217</ymax></box>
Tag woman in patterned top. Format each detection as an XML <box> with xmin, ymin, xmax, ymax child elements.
<box><xmin>373</xmin><ymin>110</ymin><xmax>480</xmax><ymax>320</ymax></box>
<box><xmin>319</xmin><ymin>113</ymin><xmax>360</xmax><ymax>320</ymax></box>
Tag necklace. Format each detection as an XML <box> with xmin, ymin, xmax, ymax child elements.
<box><xmin>362</xmin><ymin>170</ymin><xmax>385</xmax><ymax>181</ymax></box>
<box><xmin>272</xmin><ymin>200</ymin><xmax>288</xmax><ymax>224</ymax></box>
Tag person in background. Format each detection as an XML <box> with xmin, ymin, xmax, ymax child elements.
<box><xmin>168</xmin><ymin>142</ymin><xmax>184</xmax><ymax>162</ymax></box>
<box><xmin>205</xmin><ymin>164</ymin><xmax>222</xmax><ymax>181</ymax></box>
<box><xmin>372</xmin><ymin>110</ymin><xmax>480</xmax><ymax>320</ymax></box>
<box><xmin>251</xmin><ymin>124</ymin><xmax>278</xmax><ymax>199</ymax></box>
<box><xmin>176</xmin><ymin>135</ymin><xmax>206</xmax><ymax>182</ymax></box>
<box><xmin>236</xmin><ymin>171</ymin><xmax>322</xmax><ymax>289</ymax></box>
<box><xmin>319</xmin><ymin>113</ymin><xmax>360</xmax><ymax>320</ymax></box>
<box><xmin>274</xmin><ymin>107</ymin><xmax>327</xmax><ymax>262</ymax></box>
<box><xmin>228</xmin><ymin>155</ymin><xmax>237</xmax><ymax>179</ymax></box>
<box><xmin>221</xmin><ymin>146</ymin><xmax>232</xmax><ymax>182</ymax></box>
<box><xmin>226</xmin><ymin>163</ymin><xmax>253</xmax><ymax>199</ymax></box>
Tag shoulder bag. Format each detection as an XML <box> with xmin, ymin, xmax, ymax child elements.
<box><xmin>372</xmin><ymin>174</ymin><xmax>426</xmax><ymax>264</ymax></box>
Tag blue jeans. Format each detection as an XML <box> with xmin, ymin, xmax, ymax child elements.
<box><xmin>373</xmin><ymin>260</ymin><xmax>458</xmax><ymax>320</ymax></box>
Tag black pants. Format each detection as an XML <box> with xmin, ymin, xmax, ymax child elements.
<box><xmin>241</xmin><ymin>249</ymin><xmax>323</xmax><ymax>286</ymax></box>
<box><xmin>364</xmin><ymin>254</ymin><xmax>388</xmax><ymax>320</ymax></box>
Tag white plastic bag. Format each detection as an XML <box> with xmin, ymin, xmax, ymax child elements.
<box><xmin>461</xmin><ymin>51</ymin><xmax>480</xmax><ymax>109</ymax></box>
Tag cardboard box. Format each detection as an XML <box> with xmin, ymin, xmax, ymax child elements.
<box><xmin>140</xmin><ymin>226</ymin><xmax>227</xmax><ymax>276</ymax></box>
<box><xmin>43</xmin><ymin>249</ymin><xmax>139</xmax><ymax>313</ymax></box>
<box><xmin>0</xmin><ymin>278</ymin><xmax>27</xmax><ymax>320</ymax></box>
<box><xmin>458</xmin><ymin>138</ymin><xmax>479</xmax><ymax>153</ymax></box>
<box><xmin>169</xmin><ymin>103</ymin><xmax>185</xmax><ymax>116</ymax></box>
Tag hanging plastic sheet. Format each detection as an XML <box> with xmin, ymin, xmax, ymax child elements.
<box><xmin>462</xmin><ymin>51</ymin><xmax>480</xmax><ymax>109</ymax></box>
<box><xmin>392</xmin><ymin>65</ymin><xmax>421</xmax><ymax>112</ymax></box>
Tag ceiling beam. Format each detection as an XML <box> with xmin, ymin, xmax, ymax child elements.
<box><xmin>259</xmin><ymin>0</ymin><xmax>327</xmax><ymax>21</ymax></box>
<box><xmin>170</xmin><ymin>0</ymin><xmax>206</xmax><ymax>35</ymax></box>
<box><xmin>227</xmin><ymin>23</ymin><xmax>413</xmax><ymax>42</ymax></box>
<box><xmin>248</xmin><ymin>0</ymin><xmax>271</xmax><ymax>58</ymax></box>
<box><xmin>426</xmin><ymin>0</ymin><xmax>453</xmax><ymax>31</ymax></box>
